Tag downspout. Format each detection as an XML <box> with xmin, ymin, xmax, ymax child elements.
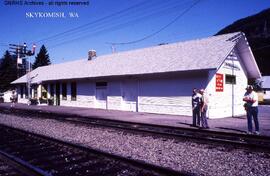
<box><xmin>232</xmin><ymin>57</ymin><xmax>234</xmax><ymax>117</ymax></box>
<box><xmin>136</xmin><ymin>79</ymin><xmax>139</xmax><ymax>112</ymax></box>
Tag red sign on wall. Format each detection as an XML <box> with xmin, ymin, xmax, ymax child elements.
<box><xmin>216</xmin><ymin>73</ymin><xmax>224</xmax><ymax>92</ymax></box>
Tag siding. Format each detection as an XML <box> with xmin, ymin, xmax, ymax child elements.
<box><xmin>121</xmin><ymin>80</ymin><xmax>138</xmax><ymax>112</ymax></box>
<box><xmin>107</xmin><ymin>81</ymin><xmax>122</xmax><ymax>110</ymax></box>
<box><xmin>138</xmin><ymin>74</ymin><xmax>208</xmax><ymax>116</ymax></box>
<box><xmin>60</xmin><ymin>81</ymin><xmax>95</xmax><ymax>108</ymax></box>
<box><xmin>206</xmin><ymin>48</ymin><xmax>247</xmax><ymax>118</ymax></box>
<box><xmin>138</xmin><ymin>96</ymin><xmax>191</xmax><ymax>115</ymax></box>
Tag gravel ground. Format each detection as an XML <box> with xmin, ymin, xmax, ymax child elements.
<box><xmin>0</xmin><ymin>113</ymin><xmax>269</xmax><ymax>176</ymax></box>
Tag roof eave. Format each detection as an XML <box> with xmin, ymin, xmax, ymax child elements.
<box><xmin>237</xmin><ymin>34</ymin><xmax>261</xmax><ymax>79</ymax></box>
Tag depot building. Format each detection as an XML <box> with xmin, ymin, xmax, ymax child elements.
<box><xmin>12</xmin><ymin>32</ymin><xmax>261</xmax><ymax>118</ymax></box>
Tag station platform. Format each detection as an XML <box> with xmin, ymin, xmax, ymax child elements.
<box><xmin>0</xmin><ymin>103</ymin><xmax>270</xmax><ymax>136</ymax></box>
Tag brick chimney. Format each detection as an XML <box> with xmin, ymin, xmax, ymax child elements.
<box><xmin>88</xmin><ymin>50</ymin><xmax>96</xmax><ymax>60</ymax></box>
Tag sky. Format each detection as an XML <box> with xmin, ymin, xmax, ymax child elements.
<box><xmin>0</xmin><ymin>0</ymin><xmax>270</xmax><ymax>64</ymax></box>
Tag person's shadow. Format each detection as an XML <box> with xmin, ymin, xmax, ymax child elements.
<box><xmin>177</xmin><ymin>122</ymin><xmax>194</xmax><ymax>127</ymax></box>
<box><xmin>215</xmin><ymin>127</ymin><xmax>246</xmax><ymax>133</ymax></box>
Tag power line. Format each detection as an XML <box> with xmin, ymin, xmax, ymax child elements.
<box><xmin>253</xmin><ymin>44</ymin><xmax>270</xmax><ymax>51</ymax></box>
<box><xmin>45</xmin><ymin>0</ymin><xmax>195</xmax><ymax>48</ymax></box>
<box><xmin>33</xmin><ymin>0</ymin><xmax>194</xmax><ymax>48</ymax></box>
<box><xmin>47</xmin><ymin>0</ymin><xmax>196</xmax><ymax>49</ymax></box>
<box><xmin>48</xmin><ymin>4</ymin><xmax>193</xmax><ymax>48</ymax></box>
<box><xmin>107</xmin><ymin>0</ymin><xmax>201</xmax><ymax>45</ymax></box>
<box><xmin>33</xmin><ymin>0</ymin><xmax>154</xmax><ymax>44</ymax></box>
<box><xmin>0</xmin><ymin>43</ymin><xmax>9</xmax><ymax>47</ymax></box>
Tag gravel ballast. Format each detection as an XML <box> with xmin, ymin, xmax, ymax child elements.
<box><xmin>0</xmin><ymin>113</ymin><xmax>269</xmax><ymax>176</ymax></box>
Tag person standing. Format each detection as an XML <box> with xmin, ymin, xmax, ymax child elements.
<box><xmin>10</xmin><ymin>90</ymin><xmax>17</xmax><ymax>107</ymax></box>
<box><xmin>192</xmin><ymin>88</ymin><xmax>201</xmax><ymax>127</ymax></box>
<box><xmin>243</xmin><ymin>85</ymin><xmax>259</xmax><ymax>135</ymax></box>
<box><xmin>199</xmin><ymin>89</ymin><xmax>209</xmax><ymax>129</ymax></box>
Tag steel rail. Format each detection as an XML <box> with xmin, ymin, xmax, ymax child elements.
<box><xmin>0</xmin><ymin>123</ymin><xmax>186</xmax><ymax>176</ymax></box>
<box><xmin>1</xmin><ymin>107</ymin><xmax>270</xmax><ymax>150</ymax></box>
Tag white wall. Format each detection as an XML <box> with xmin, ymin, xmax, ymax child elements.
<box><xmin>17</xmin><ymin>86</ymin><xmax>23</xmax><ymax>103</ymax></box>
<box><xmin>3</xmin><ymin>90</ymin><xmax>12</xmax><ymax>103</ymax></box>
<box><xmin>17</xmin><ymin>85</ymin><xmax>28</xmax><ymax>104</ymax></box>
<box><xmin>107</xmin><ymin>81</ymin><xmax>122</xmax><ymax>110</ymax></box>
<box><xmin>60</xmin><ymin>81</ymin><xmax>95</xmax><ymax>108</ymax></box>
<box><xmin>121</xmin><ymin>80</ymin><xmax>138</xmax><ymax>112</ymax></box>
<box><xmin>30</xmin><ymin>73</ymin><xmax>208</xmax><ymax>117</ymax></box>
<box><xmin>263</xmin><ymin>90</ymin><xmax>270</xmax><ymax>100</ymax></box>
<box><xmin>16</xmin><ymin>73</ymin><xmax>209</xmax><ymax>117</ymax></box>
<box><xmin>206</xmin><ymin>48</ymin><xmax>247</xmax><ymax>118</ymax></box>
<box><xmin>138</xmin><ymin>74</ymin><xmax>208</xmax><ymax>116</ymax></box>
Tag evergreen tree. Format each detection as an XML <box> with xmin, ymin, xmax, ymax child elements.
<box><xmin>0</xmin><ymin>50</ymin><xmax>17</xmax><ymax>91</ymax></box>
<box><xmin>32</xmin><ymin>45</ymin><xmax>51</xmax><ymax>69</ymax></box>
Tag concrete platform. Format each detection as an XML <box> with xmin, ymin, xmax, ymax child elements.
<box><xmin>0</xmin><ymin>103</ymin><xmax>270</xmax><ymax>136</ymax></box>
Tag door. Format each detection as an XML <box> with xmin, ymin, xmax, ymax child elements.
<box><xmin>95</xmin><ymin>82</ymin><xmax>107</xmax><ymax>109</ymax></box>
<box><xmin>122</xmin><ymin>80</ymin><xmax>138</xmax><ymax>112</ymax></box>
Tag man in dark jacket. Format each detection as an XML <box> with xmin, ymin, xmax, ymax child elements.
<box><xmin>192</xmin><ymin>88</ymin><xmax>201</xmax><ymax>127</ymax></box>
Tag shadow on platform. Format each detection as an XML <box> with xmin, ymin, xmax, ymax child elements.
<box><xmin>215</xmin><ymin>127</ymin><xmax>246</xmax><ymax>133</ymax></box>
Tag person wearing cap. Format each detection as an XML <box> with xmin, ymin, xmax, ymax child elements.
<box><xmin>192</xmin><ymin>88</ymin><xmax>201</xmax><ymax>127</ymax></box>
<box><xmin>243</xmin><ymin>85</ymin><xmax>259</xmax><ymax>135</ymax></box>
<box><xmin>199</xmin><ymin>89</ymin><xmax>209</xmax><ymax>129</ymax></box>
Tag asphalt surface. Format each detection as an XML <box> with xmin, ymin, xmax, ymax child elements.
<box><xmin>0</xmin><ymin>103</ymin><xmax>269</xmax><ymax>136</ymax></box>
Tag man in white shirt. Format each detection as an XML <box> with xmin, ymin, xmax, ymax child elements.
<box><xmin>243</xmin><ymin>85</ymin><xmax>259</xmax><ymax>134</ymax></box>
<box><xmin>199</xmin><ymin>89</ymin><xmax>209</xmax><ymax>129</ymax></box>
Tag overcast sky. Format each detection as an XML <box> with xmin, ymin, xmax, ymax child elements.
<box><xmin>0</xmin><ymin>0</ymin><xmax>269</xmax><ymax>64</ymax></box>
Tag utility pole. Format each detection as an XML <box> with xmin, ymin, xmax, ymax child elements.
<box><xmin>106</xmin><ymin>42</ymin><xmax>116</xmax><ymax>53</ymax></box>
<box><xmin>9</xmin><ymin>44</ymin><xmax>24</xmax><ymax>78</ymax></box>
<box><xmin>111</xmin><ymin>44</ymin><xmax>116</xmax><ymax>53</ymax></box>
<box><xmin>9</xmin><ymin>43</ymin><xmax>36</xmax><ymax>103</ymax></box>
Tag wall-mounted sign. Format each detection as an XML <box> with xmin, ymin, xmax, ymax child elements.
<box><xmin>216</xmin><ymin>73</ymin><xmax>224</xmax><ymax>92</ymax></box>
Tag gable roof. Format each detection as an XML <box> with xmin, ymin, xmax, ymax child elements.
<box><xmin>12</xmin><ymin>32</ymin><xmax>260</xmax><ymax>84</ymax></box>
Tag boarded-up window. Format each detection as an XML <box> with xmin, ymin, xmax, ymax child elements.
<box><xmin>62</xmin><ymin>82</ymin><xmax>67</xmax><ymax>100</ymax></box>
<box><xmin>225</xmin><ymin>74</ymin><xmax>236</xmax><ymax>84</ymax></box>
<box><xmin>71</xmin><ymin>82</ymin><xmax>77</xmax><ymax>101</ymax></box>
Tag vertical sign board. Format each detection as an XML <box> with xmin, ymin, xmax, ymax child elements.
<box><xmin>216</xmin><ymin>73</ymin><xmax>224</xmax><ymax>92</ymax></box>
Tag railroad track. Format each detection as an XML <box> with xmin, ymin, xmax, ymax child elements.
<box><xmin>0</xmin><ymin>124</ymin><xmax>184</xmax><ymax>176</ymax></box>
<box><xmin>1</xmin><ymin>107</ymin><xmax>270</xmax><ymax>151</ymax></box>
<box><xmin>0</xmin><ymin>151</ymin><xmax>38</xmax><ymax>176</ymax></box>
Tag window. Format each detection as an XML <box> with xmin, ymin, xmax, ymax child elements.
<box><xmin>225</xmin><ymin>74</ymin><xmax>236</xmax><ymax>84</ymax></box>
<box><xmin>62</xmin><ymin>82</ymin><xmax>67</xmax><ymax>100</ymax></box>
<box><xmin>20</xmin><ymin>85</ymin><xmax>23</xmax><ymax>98</ymax></box>
<box><xmin>50</xmin><ymin>84</ymin><xmax>54</xmax><ymax>97</ymax></box>
<box><xmin>33</xmin><ymin>87</ymin><xmax>38</xmax><ymax>98</ymax></box>
<box><xmin>71</xmin><ymin>82</ymin><xmax>77</xmax><ymax>101</ymax></box>
<box><xmin>96</xmin><ymin>82</ymin><xmax>107</xmax><ymax>88</ymax></box>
